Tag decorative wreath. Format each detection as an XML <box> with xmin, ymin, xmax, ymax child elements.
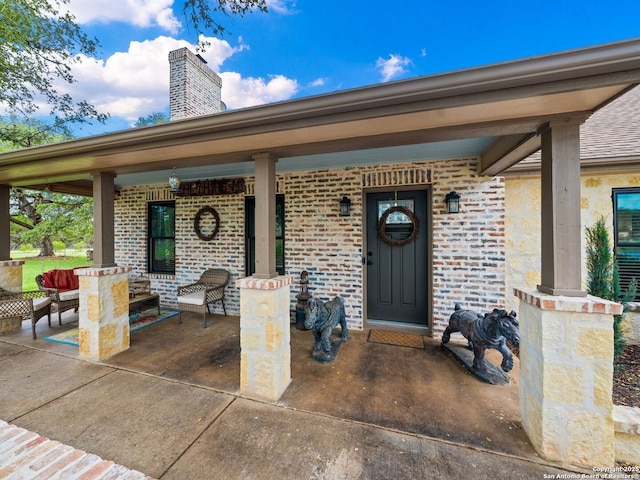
<box><xmin>194</xmin><ymin>206</ymin><xmax>220</xmax><ymax>241</ymax></box>
<box><xmin>377</xmin><ymin>205</ymin><xmax>419</xmax><ymax>246</ymax></box>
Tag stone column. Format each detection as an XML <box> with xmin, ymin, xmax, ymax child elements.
<box><xmin>0</xmin><ymin>260</ymin><xmax>24</xmax><ymax>292</ymax></box>
<box><xmin>238</xmin><ymin>275</ymin><xmax>293</xmax><ymax>402</ymax></box>
<box><xmin>515</xmin><ymin>288</ymin><xmax>622</xmax><ymax>468</ymax></box>
<box><xmin>76</xmin><ymin>266</ymin><xmax>131</xmax><ymax>361</ymax></box>
<box><xmin>0</xmin><ymin>260</ymin><xmax>25</xmax><ymax>334</ymax></box>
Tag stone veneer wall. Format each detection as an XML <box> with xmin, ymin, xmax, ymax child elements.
<box><xmin>505</xmin><ymin>170</ymin><xmax>640</xmax><ymax>340</ymax></box>
<box><xmin>114</xmin><ymin>158</ymin><xmax>506</xmax><ymax>335</ymax></box>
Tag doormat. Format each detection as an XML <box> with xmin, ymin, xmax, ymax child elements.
<box><xmin>367</xmin><ymin>330</ymin><xmax>424</xmax><ymax>349</ymax></box>
<box><xmin>43</xmin><ymin>308</ymin><xmax>179</xmax><ymax>347</ymax></box>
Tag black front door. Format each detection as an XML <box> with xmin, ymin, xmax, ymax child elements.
<box><xmin>366</xmin><ymin>190</ymin><xmax>429</xmax><ymax>326</ymax></box>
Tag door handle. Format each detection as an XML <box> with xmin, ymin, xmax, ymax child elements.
<box><xmin>367</xmin><ymin>260</ymin><xmax>373</xmax><ymax>265</ymax></box>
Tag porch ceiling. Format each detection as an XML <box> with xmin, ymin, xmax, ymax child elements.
<box><xmin>3</xmin><ymin>38</ymin><xmax>640</xmax><ymax>194</ymax></box>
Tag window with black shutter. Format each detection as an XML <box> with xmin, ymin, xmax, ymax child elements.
<box><xmin>148</xmin><ymin>201</ymin><xmax>176</xmax><ymax>274</ymax></box>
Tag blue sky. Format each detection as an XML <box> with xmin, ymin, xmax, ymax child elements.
<box><xmin>60</xmin><ymin>0</ymin><xmax>640</xmax><ymax>137</ymax></box>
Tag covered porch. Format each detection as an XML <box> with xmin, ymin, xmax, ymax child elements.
<box><xmin>2</xmin><ymin>38</ymin><xmax>640</xmax><ymax>468</ymax></box>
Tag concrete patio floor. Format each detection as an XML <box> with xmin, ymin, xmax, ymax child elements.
<box><xmin>0</xmin><ymin>309</ymin><xmax>585</xmax><ymax>479</ymax></box>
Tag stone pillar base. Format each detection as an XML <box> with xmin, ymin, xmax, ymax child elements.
<box><xmin>238</xmin><ymin>275</ymin><xmax>293</xmax><ymax>402</ymax></box>
<box><xmin>0</xmin><ymin>260</ymin><xmax>25</xmax><ymax>292</ymax></box>
<box><xmin>515</xmin><ymin>288</ymin><xmax>622</xmax><ymax>468</ymax></box>
<box><xmin>76</xmin><ymin>266</ymin><xmax>131</xmax><ymax>361</ymax></box>
<box><xmin>0</xmin><ymin>317</ymin><xmax>22</xmax><ymax>334</ymax></box>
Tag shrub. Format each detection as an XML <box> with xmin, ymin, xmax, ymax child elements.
<box><xmin>585</xmin><ymin>216</ymin><xmax>636</xmax><ymax>361</ymax></box>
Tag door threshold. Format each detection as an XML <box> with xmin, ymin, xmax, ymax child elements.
<box><xmin>366</xmin><ymin>319</ymin><xmax>431</xmax><ymax>337</ymax></box>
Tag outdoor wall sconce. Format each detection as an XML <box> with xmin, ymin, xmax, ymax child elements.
<box><xmin>445</xmin><ymin>191</ymin><xmax>460</xmax><ymax>214</ymax></box>
<box><xmin>339</xmin><ymin>195</ymin><xmax>351</xmax><ymax>216</ymax></box>
<box><xmin>168</xmin><ymin>167</ymin><xmax>181</xmax><ymax>195</ymax></box>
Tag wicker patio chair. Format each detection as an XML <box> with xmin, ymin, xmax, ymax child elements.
<box><xmin>0</xmin><ymin>288</ymin><xmax>52</xmax><ymax>339</ymax></box>
<box><xmin>35</xmin><ymin>274</ymin><xmax>80</xmax><ymax>325</ymax></box>
<box><xmin>176</xmin><ymin>268</ymin><xmax>230</xmax><ymax>328</ymax></box>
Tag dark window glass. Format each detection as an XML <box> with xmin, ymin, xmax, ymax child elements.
<box><xmin>245</xmin><ymin>195</ymin><xmax>285</xmax><ymax>276</ymax></box>
<box><xmin>148</xmin><ymin>202</ymin><xmax>175</xmax><ymax>274</ymax></box>
<box><xmin>613</xmin><ymin>188</ymin><xmax>640</xmax><ymax>300</ymax></box>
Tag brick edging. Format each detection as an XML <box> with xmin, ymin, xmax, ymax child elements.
<box><xmin>0</xmin><ymin>420</ymin><xmax>154</xmax><ymax>479</ymax></box>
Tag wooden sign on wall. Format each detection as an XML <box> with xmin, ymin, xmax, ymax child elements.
<box><xmin>177</xmin><ymin>178</ymin><xmax>245</xmax><ymax>197</ymax></box>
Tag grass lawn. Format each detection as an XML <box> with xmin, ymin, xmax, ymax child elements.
<box><xmin>16</xmin><ymin>253</ymin><xmax>91</xmax><ymax>291</ymax></box>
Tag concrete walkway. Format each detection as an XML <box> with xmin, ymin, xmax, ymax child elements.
<box><xmin>0</xmin><ymin>314</ymin><xmax>590</xmax><ymax>479</ymax></box>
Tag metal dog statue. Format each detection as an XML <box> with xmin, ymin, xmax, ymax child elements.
<box><xmin>304</xmin><ymin>296</ymin><xmax>348</xmax><ymax>362</ymax></box>
<box><xmin>441</xmin><ymin>303</ymin><xmax>519</xmax><ymax>373</ymax></box>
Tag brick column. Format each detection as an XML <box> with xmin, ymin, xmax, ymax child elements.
<box><xmin>0</xmin><ymin>260</ymin><xmax>24</xmax><ymax>292</ymax></box>
<box><xmin>76</xmin><ymin>266</ymin><xmax>131</xmax><ymax>361</ymax></box>
<box><xmin>515</xmin><ymin>288</ymin><xmax>622</xmax><ymax>468</ymax></box>
<box><xmin>237</xmin><ymin>275</ymin><xmax>293</xmax><ymax>402</ymax></box>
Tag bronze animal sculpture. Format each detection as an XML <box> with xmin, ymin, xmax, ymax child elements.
<box><xmin>441</xmin><ymin>304</ymin><xmax>519</xmax><ymax>372</ymax></box>
<box><xmin>304</xmin><ymin>296</ymin><xmax>348</xmax><ymax>362</ymax></box>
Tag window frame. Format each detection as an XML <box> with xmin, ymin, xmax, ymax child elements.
<box><xmin>147</xmin><ymin>201</ymin><xmax>176</xmax><ymax>275</ymax></box>
<box><xmin>612</xmin><ymin>187</ymin><xmax>640</xmax><ymax>301</ymax></box>
<box><xmin>613</xmin><ymin>187</ymin><xmax>640</xmax><ymax>247</ymax></box>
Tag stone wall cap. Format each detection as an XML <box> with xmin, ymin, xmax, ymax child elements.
<box><xmin>237</xmin><ymin>275</ymin><xmax>294</xmax><ymax>290</ymax></box>
<box><xmin>75</xmin><ymin>266</ymin><xmax>132</xmax><ymax>277</ymax></box>
<box><xmin>0</xmin><ymin>260</ymin><xmax>25</xmax><ymax>267</ymax></box>
<box><xmin>613</xmin><ymin>404</ymin><xmax>640</xmax><ymax>435</ymax></box>
<box><xmin>514</xmin><ymin>288</ymin><xmax>624</xmax><ymax>315</ymax></box>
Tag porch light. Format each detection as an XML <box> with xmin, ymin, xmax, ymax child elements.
<box><xmin>339</xmin><ymin>195</ymin><xmax>351</xmax><ymax>216</ymax></box>
<box><xmin>445</xmin><ymin>191</ymin><xmax>460</xmax><ymax>214</ymax></box>
<box><xmin>168</xmin><ymin>168</ymin><xmax>181</xmax><ymax>195</ymax></box>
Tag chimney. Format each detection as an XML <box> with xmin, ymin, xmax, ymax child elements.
<box><xmin>169</xmin><ymin>48</ymin><xmax>223</xmax><ymax>121</ymax></box>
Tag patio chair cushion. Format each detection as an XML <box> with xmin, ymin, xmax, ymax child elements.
<box><xmin>177</xmin><ymin>290</ymin><xmax>206</xmax><ymax>306</ymax></box>
<box><xmin>58</xmin><ymin>290</ymin><xmax>79</xmax><ymax>301</ymax></box>
<box><xmin>33</xmin><ymin>297</ymin><xmax>51</xmax><ymax>309</ymax></box>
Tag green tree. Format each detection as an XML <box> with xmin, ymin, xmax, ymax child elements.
<box><xmin>585</xmin><ymin>216</ymin><xmax>636</xmax><ymax>360</ymax></box>
<box><xmin>134</xmin><ymin>112</ymin><xmax>169</xmax><ymax>128</ymax></box>
<box><xmin>0</xmin><ymin>0</ymin><xmax>109</xmax><ymax>146</ymax></box>
<box><xmin>10</xmin><ymin>189</ymin><xmax>93</xmax><ymax>257</ymax></box>
<box><xmin>0</xmin><ymin>117</ymin><xmax>71</xmax><ymax>150</ymax></box>
<box><xmin>1</xmin><ymin>119</ymin><xmax>93</xmax><ymax>256</ymax></box>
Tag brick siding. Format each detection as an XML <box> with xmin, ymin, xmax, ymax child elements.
<box><xmin>114</xmin><ymin>158</ymin><xmax>506</xmax><ymax>336</ymax></box>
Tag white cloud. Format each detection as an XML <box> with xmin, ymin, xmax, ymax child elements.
<box><xmin>376</xmin><ymin>54</ymin><xmax>412</xmax><ymax>82</ymax></box>
<box><xmin>309</xmin><ymin>78</ymin><xmax>326</xmax><ymax>88</ymax></box>
<box><xmin>57</xmin><ymin>35</ymin><xmax>298</xmax><ymax>121</ymax></box>
<box><xmin>68</xmin><ymin>0</ymin><xmax>181</xmax><ymax>33</ymax></box>
<box><xmin>220</xmin><ymin>73</ymin><xmax>299</xmax><ymax>109</ymax></box>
